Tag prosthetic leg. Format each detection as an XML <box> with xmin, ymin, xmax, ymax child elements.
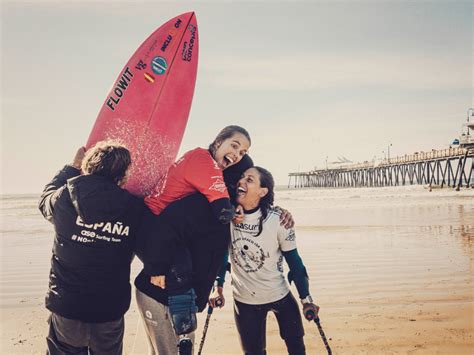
<box><xmin>167</xmin><ymin>250</ymin><xmax>197</xmax><ymax>355</ymax></box>
<box><xmin>169</xmin><ymin>289</ymin><xmax>197</xmax><ymax>355</ymax></box>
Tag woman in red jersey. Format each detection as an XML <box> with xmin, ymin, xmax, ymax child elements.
<box><xmin>135</xmin><ymin>126</ymin><xmax>253</xmax><ymax>353</ymax></box>
<box><xmin>144</xmin><ymin>125</ymin><xmax>251</xmax><ymax>224</ymax></box>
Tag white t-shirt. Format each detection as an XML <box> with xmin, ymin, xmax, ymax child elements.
<box><xmin>229</xmin><ymin>207</ymin><xmax>297</xmax><ymax>305</ymax></box>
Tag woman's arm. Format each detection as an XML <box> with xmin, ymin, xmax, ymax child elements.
<box><xmin>283</xmin><ymin>248</ymin><xmax>320</xmax><ymax>319</ymax></box>
<box><xmin>215</xmin><ymin>249</ymin><xmax>229</xmax><ymax>287</ymax></box>
<box><xmin>38</xmin><ymin>147</ymin><xmax>84</xmax><ymax>222</ymax></box>
<box><xmin>210</xmin><ymin>198</ymin><xmax>237</xmax><ymax>224</ymax></box>
<box><xmin>209</xmin><ymin>250</ymin><xmax>229</xmax><ymax>308</ymax></box>
<box><xmin>282</xmin><ymin>248</ymin><xmax>310</xmax><ymax>299</ymax></box>
<box><xmin>277</xmin><ymin>220</ymin><xmax>310</xmax><ymax>300</ymax></box>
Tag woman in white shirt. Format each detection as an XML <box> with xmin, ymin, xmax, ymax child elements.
<box><xmin>210</xmin><ymin>166</ymin><xmax>319</xmax><ymax>355</ymax></box>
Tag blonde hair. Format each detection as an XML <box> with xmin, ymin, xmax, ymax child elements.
<box><xmin>82</xmin><ymin>141</ymin><xmax>131</xmax><ymax>184</ymax></box>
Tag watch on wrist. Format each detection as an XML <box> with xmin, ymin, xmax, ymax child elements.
<box><xmin>301</xmin><ymin>295</ymin><xmax>313</xmax><ymax>304</ymax></box>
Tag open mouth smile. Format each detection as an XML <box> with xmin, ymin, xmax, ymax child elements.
<box><xmin>221</xmin><ymin>155</ymin><xmax>236</xmax><ymax>168</ymax></box>
<box><xmin>237</xmin><ymin>186</ymin><xmax>247</xmax><ymax>196</ymax></box>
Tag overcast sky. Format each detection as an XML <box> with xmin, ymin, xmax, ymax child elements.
<box><xmin>1</xmin><ymin>0</ymin><xmax>472</xmax><ymax>194</ymax></box>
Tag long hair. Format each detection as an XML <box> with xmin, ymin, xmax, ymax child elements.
<box><xmin>208</xmin><ymin>125</ymin><xmax>251</xmax><ymax>158</ymax></box>
<box><xmin>224</xmin><ymin>154</ymin><xmax>254</xmax><ymax>202</ymax></box>
<box><xmin>82</xmin><ymin>140</ymin><xmax>131</xmax><ymax>185</ymax></box>
<box><xmin>253</xmin><ymin>166</ymin><xmax>275</xmax><ymax>237</ymax></box>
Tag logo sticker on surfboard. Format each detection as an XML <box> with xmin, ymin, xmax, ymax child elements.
<box><xmin>144</xmin><ymin>72</ymin><xmax>155</xmax><ymax>83</ymax></box>
<box><xmin>151</xmin><ymin>56</ymin><xmax>168</xmax><ymax>75</ymax></box>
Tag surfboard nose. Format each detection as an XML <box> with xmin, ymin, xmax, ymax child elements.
<box><xmin>180</xmin><ymin>11</ymin><xmax>196</xmax><ymax>20</ymax></box>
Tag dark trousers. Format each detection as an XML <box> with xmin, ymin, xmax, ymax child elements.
<box><xmin>233</xmin><ymin>292</ymin><xmax>306</xmax><ymax>355</ymax></box>
<box><xmin>46</xmin><ymin>313</ymin><xmax>124</xmax><ymax>355</ymax></box>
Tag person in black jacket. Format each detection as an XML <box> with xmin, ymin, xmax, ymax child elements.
<box><xmin>39</xmin><ymin>141</ymin><xmax>145</xmax><ymax>355</ymax></box>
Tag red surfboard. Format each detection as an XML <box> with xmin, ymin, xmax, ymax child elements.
<box><xmin>86</xmin><ymin>12</ymin><xmax>198</xmax><ymax>196</ymax></box>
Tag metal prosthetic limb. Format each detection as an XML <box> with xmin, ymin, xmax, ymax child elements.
<box><xmin>177</xmin><ymin>335</ymin><xmax>193</xmax><ymax>355</ymax></box>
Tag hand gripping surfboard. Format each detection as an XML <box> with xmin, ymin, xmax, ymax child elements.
<box><xmin>86</xmin><ymin>12</ymin><xmax>198</xmax><ymax>196</ymax></box>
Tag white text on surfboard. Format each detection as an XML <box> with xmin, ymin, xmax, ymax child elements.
<box><xmin>107</xmin><ymin>67</ymin><xmax>134</xmax><ymax>111</ymax></box>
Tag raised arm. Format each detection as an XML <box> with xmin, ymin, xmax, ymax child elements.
<box><xmin>38</xmin><ymin>147</ymin><xmax>84</xmax><ymax>222</ymax></box>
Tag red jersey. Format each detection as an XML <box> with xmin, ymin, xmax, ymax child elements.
<box><xmin>145</xmin><ymin>148</ymin><xmax>229</xmax><ymax>215</ymax></box>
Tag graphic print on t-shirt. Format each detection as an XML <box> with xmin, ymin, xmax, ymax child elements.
<box><xmin>231</xmin><ymin>235</ymin><xmax>267</xmax><ymax>273</ymax></box>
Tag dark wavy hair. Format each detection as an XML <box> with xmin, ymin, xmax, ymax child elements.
<box><xmin>208</xmin><ymin>125</ymin><xmax>251</xmax><ymax>159</ymax></box>
<box><xmin>253</xmin><ymin>166</ymin><xmax>275</xmax><ymax>237</ymax></box>
<box><xmin>82</xmin><ymin>140</ymin><xmax>131</xmax><ymax>185</ymax></box>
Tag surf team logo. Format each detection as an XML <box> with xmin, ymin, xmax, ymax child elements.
<box><xmin>231</xmin><ymin>237</ymin><xmax>266</xmax><ymax>273</ymax></box>
<box><xmin>151</xmin><ymin>56</ymin><xmax>168</xmax><ymax>75</ymax></box>
<box><xmin>285</xmin><ymin>230</ymin><xmax>296</xmax><ymax>241</ymax></box>
<box><xmin>208</xmin><ymin>178</ymin><xmax>226</xmax><ymax>193</ymax></box>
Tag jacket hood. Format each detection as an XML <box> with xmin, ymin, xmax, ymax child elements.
<box><xmin>67</xmin><ymin>175</ymin><xmax>132</xmax><ymax>224</ymax></box>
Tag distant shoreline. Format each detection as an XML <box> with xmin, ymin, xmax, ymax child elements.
<box><xmin>2</xmin><ymin>184</ymin><xmax>474</xmax><ymax>198</ymax></box>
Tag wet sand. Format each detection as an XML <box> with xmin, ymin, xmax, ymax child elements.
<box><xmin>1</xmin><ymin>186</ymin><xmax>473</xmax><ymax>354</ymax></box>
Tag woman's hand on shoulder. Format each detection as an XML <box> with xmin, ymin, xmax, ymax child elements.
<box><xmin>150</xmin><ymin>275</ymin><xmax>166</xmax><ymax>289</ymax></box>
<box><xmin>275</xmin><ymin>206</ymin><xmax>295</xmax><ymax>229</ymax></box>
<box><xmin>209</xmin><ymin>286</ymin><xmax>225</xmax><ymax>308</ymax></box>
<box><xmin>232</xmin><ymin>205</ymin><xmax>244</xmax><ymax>224</ymax></box>
<box><xmin>71</xmin><ymin>146</ymin><xmax>86</xmax><ymax>170</ymax></box>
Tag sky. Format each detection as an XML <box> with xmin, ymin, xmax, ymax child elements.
<box><xmin>1</xmin><ymin>0</ymin><xmax>472</xmax><ymax>194</ymax></box>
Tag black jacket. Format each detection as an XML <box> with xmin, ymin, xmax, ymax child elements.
<box><xmin>39</xmin><ymin>166</ymin><xmax>145</xmax><ymax>322</ymax></box>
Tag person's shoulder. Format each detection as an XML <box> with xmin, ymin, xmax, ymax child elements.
<box><xmin>128</xmin><ymin>193</ymin><xmax>145</xmax><ymax>204</ymax></box>
<box><xmin>179</xmin><ymin>148</ymin><xmax>209</xmax><ymax>163</ymax></box>
<box><xmin>121</xmin><ymin>189</ymin><xmax>145</xmax><ymax>210</ymax></box>
<box><xmin>265</xmin><ymin>207</ymin><xmax>282</xmax><ymax>224</ymax></box>
<box><xmin>189</xmin><ymin>147</ymin><xmax>211</xmax><ymax>159</ymax></box>
<box><xmin>186</xmin><ymin>148</ymin><xmax>219</xmax><ymax>168</ymax></box>
<box><xmin>53</xmin><ymin>184</ymin><xmax>72</xmax><ymax>206</ymax></box>
<box><xmin>268</xmin><ymin>206</ymin><xmax>283</xmax><ymax>217</ymax></box>
<box><xmin>183</xmin><ymin>147</ymin><xmax>206</xmax><ymax>155</ymax></box>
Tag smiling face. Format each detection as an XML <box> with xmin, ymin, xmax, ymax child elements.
<box><xmin>236</xmin><ymin>167</ymin><xmax>269</xmax><ymax>210</ymax></box>
<box><xmin>213</xmin><ymin>132</ymin><xmax>251</xmax><ymax>170</ymax></box>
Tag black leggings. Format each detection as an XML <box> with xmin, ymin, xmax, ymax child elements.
<box><xmin>233</xmin><ymin>292</ymin><xmax>305</xmax><ymax>355</ymax></box>
<box><xmin>136</xmin><ymin>193</ymin><xmax>230</xmax><ymax>310</ymax></box>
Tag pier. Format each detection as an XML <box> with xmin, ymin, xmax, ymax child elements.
<box><xmin>288</xmin><ymin>147</ymin><xmax>474</xmax><ymax>190</ymax></box>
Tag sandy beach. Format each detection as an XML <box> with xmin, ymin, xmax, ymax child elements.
<box><xmin>1</xmin><ymin>186</ymin><xmax>473</xmax><ymax>354</ymax></box>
